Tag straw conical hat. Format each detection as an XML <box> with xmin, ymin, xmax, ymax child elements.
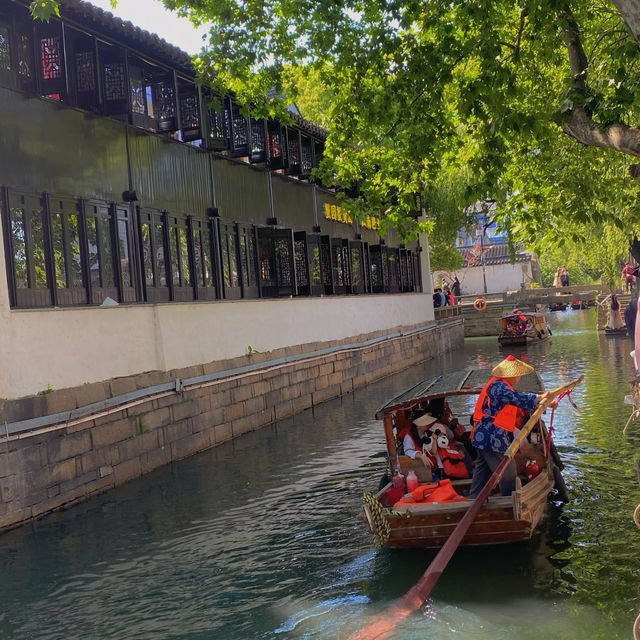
<box><xmin>491</xmin><ymin>355</ymin><xmax>534</xmax><ymax>378</ymax></box>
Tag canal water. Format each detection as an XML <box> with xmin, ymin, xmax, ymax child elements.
<box><xmin>1</xmin><ymin>309</ymin><xmax>640</xmax><ymax>640</ymax></box>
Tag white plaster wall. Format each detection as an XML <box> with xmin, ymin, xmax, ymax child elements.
<box><xmin>0</xmin><ymin>293</ymin><xmax>434</xmax><ymax>399</ymax></box>
<box><xmin>433</xmin><ymin>262</ymin><xmax>536</xmax><ymax>295</ymax></box>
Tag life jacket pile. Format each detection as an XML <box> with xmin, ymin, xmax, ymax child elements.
<box><xmin>393</xmin><ymin>478</ymin><xmax>466</xmax><ymax>507</ymax></box>
<box><xmin>437</xmin><ymin>443</ymin><xmax>470</xmax><ymax>478</ymax></box>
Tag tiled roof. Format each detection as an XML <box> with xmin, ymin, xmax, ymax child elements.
<box><xmin>458</xmin><ymin>242</ymin><xmax>534</xmax><ymax>267</ymax></box>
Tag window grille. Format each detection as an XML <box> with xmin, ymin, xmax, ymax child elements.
<box><xmin>75</xmin><ymin>51</ymin><xmax>96</xmax><ymax>92</ymax></box>
<box><xmin>40</xmin><ymin>36</ymin><xmax>62</xmax><ymax>80</ymax></box>
<box><xmin>0</xmin><ymin>26</ymin><xmax>11</xmax><ymax>72</ymax></box>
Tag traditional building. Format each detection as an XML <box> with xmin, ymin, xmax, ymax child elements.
<box><xmin>434</xmin><ymin>204</ymin><xmax>541</xmax><ymax>295</ymax></box>
<box><xmin>0</xmin><ymin>0</ymin><xmax>461</xmax><ymax>531</ymax></box>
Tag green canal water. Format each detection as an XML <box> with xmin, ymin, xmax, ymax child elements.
<box><xmin>1</xmin><ymin>309</ymin><xmax>640</xmax><ymax>639</ymax></box>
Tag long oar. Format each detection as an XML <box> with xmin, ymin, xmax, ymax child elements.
<box><xmin>346</xmin><ymin>375</ymin><xmax>584</xmax><ymax>640</ymax></box>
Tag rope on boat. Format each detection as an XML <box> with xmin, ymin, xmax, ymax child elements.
<box><xmin>362</xmin><ymin>492</ymin><xmax>391</xmax><ymax>547</ymax></box>
<box><xmin>361</xmin><ymin>492</ymin><xmax>410</xmax><ymax>548</ymax></box>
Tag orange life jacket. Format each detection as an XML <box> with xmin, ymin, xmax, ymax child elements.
<box><xmin>437</xmin><ymin>445</ymin><xmax>470</xmax><ymax>478</ymax></box>
<box><xmin>472</xmin><ymin>377</ymin><xmax>518</xmax><ymax>434</ymax></box>
<box><xmin>394</xmin><ymin>479</ymin><xmax>466</xmax><ymax>506</ymax></box>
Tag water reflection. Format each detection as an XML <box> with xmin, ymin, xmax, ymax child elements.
<box><xmin>0</xmin><ymin>308</ymin><xmax>639</xmax><ymax>639</ymax></box>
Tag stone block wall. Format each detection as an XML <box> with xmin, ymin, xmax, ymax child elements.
<box><xmin>0</xmin><ymin>319</ymin><xmax>462</xmax><ymax>532</ymax></box>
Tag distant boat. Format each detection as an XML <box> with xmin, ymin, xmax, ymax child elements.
<box><xmin>604</xmin><ymin>327</ymin><xmax>627</xmax><ymax>337</ymax></box>
<box><xmin>549</xmin><ymin>302</ymin><xmax>568</xmax><ymax>312</ymax></box>
<box><xmin>571</xmin><ymin>300</ymin><xmax>586</xmax><ymax>310</ymax></box>
<box><xmin>498</xmin><ymin>311</ymin><xmax>550</xmax><ymax>346</ymax></box>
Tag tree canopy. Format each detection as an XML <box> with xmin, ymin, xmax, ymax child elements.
<box><xmin>35</xmin><ymin>0</ymin><xmax>640</xmax><ymax>261</ymax></box>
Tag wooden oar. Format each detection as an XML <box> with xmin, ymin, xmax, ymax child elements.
<box><xmin>346</xmin><ymin>375</ymin><xmax>584</xmax><ymax>640</ymax></box>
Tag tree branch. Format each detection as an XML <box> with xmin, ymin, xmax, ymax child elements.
<box><xmin>561</xmin><ymin>107</ymin><xmax>640</xmax><ymax>158</ymax></box>
<box><xmin>559</xmin><ymin>3</ymin><xmax>640</xmax><ymax>158</ymax></box>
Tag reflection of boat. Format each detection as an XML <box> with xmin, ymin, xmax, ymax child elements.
<box><xmin>361</xmin><ymin>369</ymin><xmax>564</xmax><ymax>549</ymax></box>
<box><xmin>498</xmin><ymin>311</ymin><xmax>550</xmax><ymax>346</ymax></box>
<box><xmin>549</xmin><ymin>302</ymin><xmax>568</xmax><ymax>311</ymax></box>
<box><xmin>605</xmin><ymin>327</ymin><xmax>627</xmax><ymax>337</ymax></box>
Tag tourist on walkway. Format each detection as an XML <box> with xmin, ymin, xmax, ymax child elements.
<box><xmin>451</xmin><ymin>276</ymin><xmax>461</xmax><ymax>299</ymax></box>
<box><xmin>468</xmin><ymin>355</ymin><xmax>556</xmax><ymax>499</ymax></box>
<box><xmin>622</xmin><ymin>262</ymin><xmax>634</xmax><ymax>292</ymax></box>
<box><xmin>553</xmin><ymin>267</ymin><xmax>562</xmax><ymax>288</ymax></box>
<box><xmin>560</xmin><ymin>266</ymin><xmax>570</xmax><ymax>287</ymax></box>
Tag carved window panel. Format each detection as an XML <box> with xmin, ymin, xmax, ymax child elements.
<box><xmin>180</xmin><ymin>89</ymin><xmax>201</xmax><ymax>141</ymax></box>
<box><xmin>152</xmin><ymin>78</ymin><xmax>177</xmax><ymax>132</ymax></box>
<box><xmin>84</xmin><ymin>200</ymin><xmax>120</xmax><ymax>304</ymax></box>
<box><xmin>350</xmin><ymin>241</ymin><xmax>365</xmax><ymax>293</ymax></box>
<box><xmin>40</xmin><ymin>36</ymin><xmax>62</xmax><ymax>80</ymax></box>
<box><xmin>2</xmin><ymin>190</ymin><xmax>52</xmax><ymax>307</ymax></box>
<box><xmin>294</xmin><ymin>237</ymin><xmax>308</xmax><ymax>287</ymax></box>
<box><xmin>129</xmin><ymin>68</ymin><xmax>146</xmax><ymax>115</ymax></box>
<box><xmin>0</xmin><ymin>25</ymin><xmax>10</xmax><ymax>72</ymax></box>
<box><xmin>165</xmin><ymin>214</ymin><xmax>193</xmax><ymax>301</ymax></box>
<box><xmin>285</xmin><ymin>128</ymin><xmax>301</xmax><ymax>175</ymax></box>
<box><xmin>75</xmin><ymin>51</ymin><xmax>95</xmax><ymax>91</ymax></box>
<box><xmin>300</xmin><ymin>135</ymin><xmax>313</xmax><ymax>178</ymax></box>
<box><xmin>369</xmin><ymin>244</ymin><xmax>385</xmax><ymax>293</ymax></box>
<box><xmin>47</xmin><ymin>196</ymin><xmax>88</xmax><ymax>306</ymax></box>
<box><xmin>70</xmin><ymin>35</ymin><xmax>100</xmax><ymax>112</ymax></box>
<box><xmin>229</xmin><ymin>99</ymin><xmax>248</xmax><ymax>156</ymax></box>
<box><xmin>15</xmin><ymin>25</ymin><xmax>35</xmax><ymax>92</ymax></box>
<box><xmin>115</xmin><ymin>205</ymin><xmax>137</xmax><ymax>302</ymax></box>
<box><xmin>103</xmin><ymin>57</ymin><xmax>128</xmax><ymax>116</ymax></box>
<box><xmin>219</xmin><ymin>221</ymin><xmax>241</xmax><ymax>299</ymax></box>
<box><xmin>387</xmin><ymin>248</ymin><xmax>400</xmax><ymax>292</ymax></box>
<box><xmin>249</xmin><ymin>117</ymin><xmax>266</xmax><ymax>163</ymax></box>
<box><xmin>267</xmin><ymin>120</ymin><xmax>286</xmax><ymax>169</ymax></box>
<box><xmin>237</xmin><ymin>223</ymin><xmax>259</xmax><ymax>298</ymax></box>
<box><xmin>207</xmin><ymin>99</ymin><xmax>229</xmax><ymax>150</ymax></box>
<box><xmin>190</xmin><ymin>217</ymin><xmax>216</xmax><ymax>300</ymax></box>
<box><xmin>138</xmin><ymin>209</ymin><xmax>169</xmax><ymax>302</ymax></box>
<box><xmin>104</xmin><ymin>62</ymin><xmax>126</xmax><ymax>101</ymax></box>
<box><xmin>258</xmin><ymin>228</ymin><xmax>294</xmax><ymax>297</ymax></box>
<box><xmin>37</xmin><ymin>23</ymin><xmax>66</xmax><ymax>100</ymax></box>
<box><xmin>305</xmin><ymin>233</ymin><xmax>330</xmax><ymax>295</ymax></box>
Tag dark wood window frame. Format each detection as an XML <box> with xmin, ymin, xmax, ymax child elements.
<box><xmin>138</xmin><ymin>207</ymin><xmax>170</xmax><ymax>303</ymax></box>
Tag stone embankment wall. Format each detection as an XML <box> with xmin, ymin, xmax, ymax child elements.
<box><xmin>0</xmin><ymin>319</ymin><xmax>462</xmax><ymax>532</ymax></box>
<box><xmin>462</xmin><ymin>303</ymin><xmax>514</xmax><ymax>337</ymax></box>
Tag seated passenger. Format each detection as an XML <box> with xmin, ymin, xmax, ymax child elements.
<box><xmin>403</xmin><ymin>413</ymin><xmax>438</xmax><ymax>483</ymax></box>
<box><xmin>426</xmin><ymin>397</ymin><xmax>476</xmax><ymax>462</ymax></box>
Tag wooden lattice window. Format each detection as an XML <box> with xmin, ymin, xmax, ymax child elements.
<box><xmin>249</xmin><ymin>117</ymin><xmax>266</xmax><ymax>163</ymax></box>
<box><xmin>0</xmin><ymin>26</ymin><xmax>10</xmax><ymax>72</ymax></box>
<box><xmin>300</xmin><ymin>135</ymin><xmax>313</xmax><ymax>177</ymax></box>
<box><xmin>286</xmin><ymin>128</ymin><xmax>301</xmax><ymax>175</ymax></box>
<box><xmin>294</xmin><ymin>237</ymin><xmax>309</xmax><ymax>287</ymax></box>
<box><xmin>267</xmin><ymin>120</ymin><xmax>286</xmax><ymax>169</ymax></box>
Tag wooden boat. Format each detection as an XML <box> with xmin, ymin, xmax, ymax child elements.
<box><xmin>498</xmin><ymin>311</ymin><xmax>550</xmax><ymax>346</ymax></box>
<box><xmin>571</xmin><ymin>300</ymin><xmax>586</xmax><ymax>310</ymax></box>
<box><xmin>549</xmin><ymin>302</ymin><xmax>568</xmax><ymax>311</ymax></box>
<box><xmin>362</xmin><ymin>369</ymin><xmax>564</xmax><ymax>549</ymax></box>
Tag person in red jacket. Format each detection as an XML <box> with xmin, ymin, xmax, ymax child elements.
<box><xmin>468</xmin><ymin>355</ymin><xmax>556</xmax><ymax>499</ymax></box>
<box><xmin>622</xmin><ymin>262</ymin><xmax>635</xmax><ymax>292</ymax></box>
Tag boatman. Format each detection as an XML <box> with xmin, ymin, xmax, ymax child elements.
<box><xmin>468</xmin><ymin>355</ymin><xmax>556</xmax><ymax>499</ymax></box>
